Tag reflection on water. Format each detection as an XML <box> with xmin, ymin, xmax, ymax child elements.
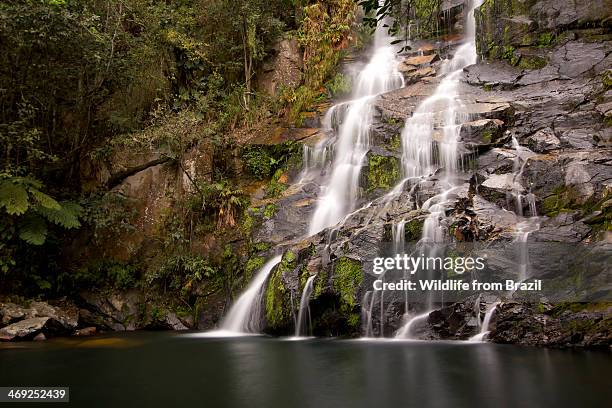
<box><xmin>1</xmin><ymin>332</ymin><xmax>610</xmax><ymax>407</ymax></box>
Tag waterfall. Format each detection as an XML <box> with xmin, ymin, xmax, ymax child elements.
<box><xmin>294</xmin><ymin>275</ymin><xmax>317</xmax><ymax>337</ymax></box>
<box><xmin>469</xmin><ymin>301</ymin><xmax>500</xmax><ymax>342</ymax></box>
<box><xmin>394</xmin><ymin>0</ymin><xmax>484</xmax><ymax>339</ymax></box>
<box><xmin>308</xmin><ymin>21</ymin><xmax>405</xmax><ymax>235</ymax></box>
<box><xmin>395</xmin><ymin>311</ymin><xmax>431</xmax><ymax>338</ymax></box>
<box><xmin>219</xmin><ymin>255</ymin><xmax>282</xmax><ymax>334</ymax></box>
<box><xmin>510</xmin><ymin>136</ymin><xmax>540</xmax><ymax>282</ymax></box>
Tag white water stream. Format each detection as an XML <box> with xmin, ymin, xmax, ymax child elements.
<box><xmin>308</xmin><ymin>22</ymin><xmax>405</xmax><ymax>235</ymax></box>
<box><xmin>394</xmin><ymin>0</ymin><xmax>484</xmax><ymax>339</ymax></box>
<box><xmin>217</xmin><ymin>255</ymin><xmax>282</xmax><ymax>334</ymax></box>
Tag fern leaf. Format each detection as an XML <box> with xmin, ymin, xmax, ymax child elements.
<box><xmin>0</xmin><ymin>180</ymin><xmax>30</xmax><ymax>215</ymax></box>
<box><xmin>36</xmin><ymin>201</ymin><xmax>82</xmax><ymax>229</ymax></box>
<box><xmin>29</xmin><ymin>188</ymin><xmax>61</xmax><ymax>210</ymax></box>
<box><xmin>18</xmin><ymin>214</ymin><xmax>48</xmax><ymax>245</ymax></box>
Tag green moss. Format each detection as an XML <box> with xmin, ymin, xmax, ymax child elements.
<box><xmin>244</xmin><ymin>256</ymin><xmax>265</xmax><ymax>280</ymax></box>
<box><xmin>333</xmin><ymin>257</ymin><xmax>363</xmax><ymax>316</ymax></box>
<box><xmin>387</xmin><ymin>134</ymin><xmax>402</xmax><ymax>152</ymax></box>
<box><xmin>537</xmin><ymin>32</ymin><xmax>555</xmax><ymax>48</ymax></box>
<box><xmin>313</xmin><ymin>267</ymin><xmax>327</xmax><ymax>299</ymax></box>
<box><xmin>264</xmin><ymin>250</ymin><xmax>297</xmax><ymax>329</ymax></box>
<box><xmin>482</xmin><ymin>130</ymin><xmax>493</xmax><ymax>143</ymax></box>
<box><xmin>517</xmin><ymin>55</ymin><xmax>548</xmax><ymax>70</ymax></box>
<box><xmin>483</xmin><ymin>83</ymin><xmax>493</xmax><ymax>92</ymax></box>
<box><xmin>263</xmin><ymin>203</ymin><xmax>277</xmax><ymax>218</ymax></box>
<box><xmin>603</xmin><ymin>70</ymin><xmax>612</xmax><ymax>90</ymax></box>
<box><xmin>548</xmin><ymin>302</ymin><xmax>611</xmax><ymax>318</ymax></box>
<box><xmin>542</xmin><ymin>185</ymin><xmax>581</xmax><ymax>216</ymax></box>
<box><xmin>404</xmin><ymin>218</ymin><xmax>423</xmax><ymax>242</ymax></box>
<box><xmin>264</xmin><ymin>266</ymin><xmax>289</xmax><ymax>329</ymax></box>
<box><xmin>367</xmin><ymin>154</ymin><xmax>400</xmax><ymax>192</ymax></box>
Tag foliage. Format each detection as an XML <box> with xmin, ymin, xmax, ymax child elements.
<box><xmin>325</xmin><ymin>73</ymin><xmax>353</xmax><ymax>97</ymax></box>
<box><xmin>0</xmin><ymin>175</ymin><xmax>81</xmax><ymax>273</ymax></box>
<box><xmin>153</xmin><ymin>254</ymin><xmax>218</xmax><ymax>297</ymax></box>
<box><xmin>359</xmin><ymin>0</ymin><xmax>442</xmax><ymax>45</ymax></box>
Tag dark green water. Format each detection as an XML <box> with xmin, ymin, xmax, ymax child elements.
<box><xmin>1</xmin><ymin>332</ymin><xmax>610</xmax><ymax>407</ymax></box>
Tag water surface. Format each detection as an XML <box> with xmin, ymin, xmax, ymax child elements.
<box><xmin>1</xmin><ymin>333</ymin><xmax>610</xmax><ymax>407</ymax></box>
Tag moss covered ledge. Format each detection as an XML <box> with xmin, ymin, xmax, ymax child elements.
<box><xmin>365</xmin><ymin>153</ymin><xmax>401</xmax><ymax>193</ymax></box>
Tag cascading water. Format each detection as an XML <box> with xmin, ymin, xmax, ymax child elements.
<box><xmin>308</xmin><ymin>22</ymin><xmax>405</xmax><ymax>235</ymax></box>
<box><xmin>469</xmin><ymin>301</ymin><xmax>501</xmax><ymax>342</ymax></box>
<box><xmin>395</xmin><ymin>0</ymin><xmax>484</xmax><ymax>339</ymax></box>
<box><xmin>218</xmin><ymin>255</ymin><xmax>282</xmax><ymax>334</ymax></box>
<box><xmin>294</xmin><ymin>275</ymin><xmax>317</xmax><ymax>337</ymax></box>
<box><xmin>509</xmin><ymin>136</ymin><xmax>540</xmax><ymax>282</ymax></box>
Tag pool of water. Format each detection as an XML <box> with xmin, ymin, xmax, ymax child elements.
<box><xmin>1</xmin><ymin>332</ymin><xmax>610</xmax><ymax>407</ymax></box>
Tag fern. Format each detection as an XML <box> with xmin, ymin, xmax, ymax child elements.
<box><xmin>18</xmin><ymin>214</ymin><xmax>48</xmax><ymax>245</ymax></box>
<box><xmin>0</xmin><ymin>180</ymin><xmax>29</xmax><ymax>215</ymax></box>
<box><xmin>29</xmin><ymin>188</ymin><xmax>61</xmax><ymax>210</ymax></box>
<box><xmin>36</xmin><ymin>201</ymin><xmax>82</xmax><ymax>229</ymax></box>
<box><xmin>0</xmin><ymin>176</ymin><xmax>82</xmax><ymax>247</ymax></box>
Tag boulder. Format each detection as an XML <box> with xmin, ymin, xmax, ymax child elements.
<box><xmin>0</xmin><ymin>317</ymin><xmax>64</xmax><ymax>341</ymax></box>
<box><xmin>0</xmin><ymin>303</ymin><xmax>27</xmax><ymax>325</ymax></box>
<box><xmin>460</xmin><ymin>118</ymin><xmax>506</xmax><ymax>147</ymax></box>
<box><xmin>526</xmin><ymin>128</ymin><xmax>560</xmax><ymax>153</ymax></box>
<box><xmin>490</xmin><ymin>301</ymin><xmax>612</xmax><ymax>348</ymax></box>
<box><xmin>79</xmin><ymin>290</ymin><xmax>141</xmax><ymax>331</ymax></box>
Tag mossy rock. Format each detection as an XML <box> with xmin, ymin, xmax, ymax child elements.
<box><xmin>264</xmin><ymin>251</ymin><xmax>297</xmax><ymax>331</ymax></box>
<box><xmin>366</xmin><ymin>154</ymin><xmax>401</xmax><ymax>192</ymax></box>
<box><xmin>332</xmin><ymin>257</ymin><xmax>363</xmax><ymax>329</ymax></box>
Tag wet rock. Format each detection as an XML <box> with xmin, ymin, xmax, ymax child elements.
<box><xmin>33</xmin><ymin>333</ymin><xmax>46</xmax><ymax>341</ymax></box>
<box><xmin>478</xmin><ymin>173</ymin><xmax>523</xmax><ymax>212</ymax></box>
<box><xmin>0</xmin><ymin>303</ymin><xmax>27</xmax><ymax>325</ymax></box>
<box><xmin>534</xmin><ymin>212</ymin><xmax>592</xmax><ymax>242</ymax></box>
<box><xmin>79</xmin><ymin>291</ymin><xmax>141</xmax><ymax>331</ymax></box>
<box><xmin>256</xmin><ymin>37</ymin><xmax>302</xmax><ymax>96</ymax></box>
<box><xmin>490</xmin><ymin>301</ymin><xmax>612</xmax><ymax>348</ymax></box>
<box><xmin>464</xmin><ymin>62</ymin><xmax>523</xmax><ymax>89</ymax></box>
<box><xmin>0</xmin><ymin>317</ymin><xmax>64</xmax><ymax>341</ymax></box>
<box><xmin>476</xmin><ymin>148</ymin><xmax>517</xmax><ymax>175</ymax></box>
<box><xmin>526</xmin><ymin>128</ymin><xmax>560</xmax><ymax>153</ymax></box>
<box><xmin>27</xmin><ymin>301</ymin><xmax>79</xmax><ymax>331</ymax></box>
<box><xmin>75</xmin><ymin>327</ymin><xmax>97</xmax><ymax>336</ymax></box>
<box><xmin>144</xmin><ymin>309</ymin><xmax>189</xmax><ymax>331</ymax></box>
<box><xmin>460</xmin><ymin>118</ymin><xmax>506</xmax><ymax>147</ymax></box>
<box><xmin>401</xmin><ymin>54</ymin><xmax>439</xmax><ymax>68</ymax></box>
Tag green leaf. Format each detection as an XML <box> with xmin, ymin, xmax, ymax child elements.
<box><xmin>0</xmin><ymin>181</ymin><xmax>30</xmax><ymax>215</ymax></box>
<box><xmin>29</xmin><ymin>188</ymin><xmax>61</xmax><ymax>210</ymax></box>
<box><xmin>36</xmin><ymin>201</ymin><xmax>82</xmax><ymax>229</ymax></box>
<box><xmin>18</xmin><ymin>214</ymin><xmax>48</xmax><ymax>245</ymax></box>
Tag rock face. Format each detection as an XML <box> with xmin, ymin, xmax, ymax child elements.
<box><xmin>244</xmin><ymin>0</ymin><xmax>612</xmax><ymax>347</ymax></box>
<box><xmin>257</xmin><ymin>37</ymin><xmax>303</xmax><ymax>96</ymax></box>
<box><xmin>489</xmin><ymin>302</ymin><xmax>612</xmax><ymax>348</ymax></box>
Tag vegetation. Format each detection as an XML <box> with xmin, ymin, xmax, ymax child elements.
<box><xmin>0</xmin><ymin>0</ymin><xmax>321</xmax><ymax>298</ymax></box>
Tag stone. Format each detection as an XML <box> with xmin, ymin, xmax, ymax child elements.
<box><xmin>402</xmin><ymin>54</ymin><xmax>439</xmax><ymax>67</ymax></box>
<box><xmin>460</xmin><ymin>118</ymin><xmax>505</xmax><ymax>146</ymax></box>
<box><xmin>27</xmin><ymin>301</ymin><xmax>79</xmax><ymax>331</ymax></box>
<box><xmin>79</xmin><ymin>290</ymin><xmax>141</xmax><ymax>331</ymax></box>
<box><xmin>256</xmin><ymin>37</ymin><xmax>303</xmax><ymax>96</ymax></box>
<box><xmin>0</xmin><ymin>303</ymin><xmax>27</xmax><ymax>325</ymax></box>
<box><xmin>526</xmin><ymin>128</ymin><xmax>560</xmax><ymax>153</ymax></box>
<box><xmin>33</xmin><ymin>332</ymin><xmax>46</xmax><ymax>341</ymax></box>
<box><xmin>0</xmin><ymin>317</ymin><xmax>63</xmax><ymax>341</ymax></box>
<box><xmin>75</xmin><ymin>327</ymin><xmax>97</xmax><ymax>337</ymax></box>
